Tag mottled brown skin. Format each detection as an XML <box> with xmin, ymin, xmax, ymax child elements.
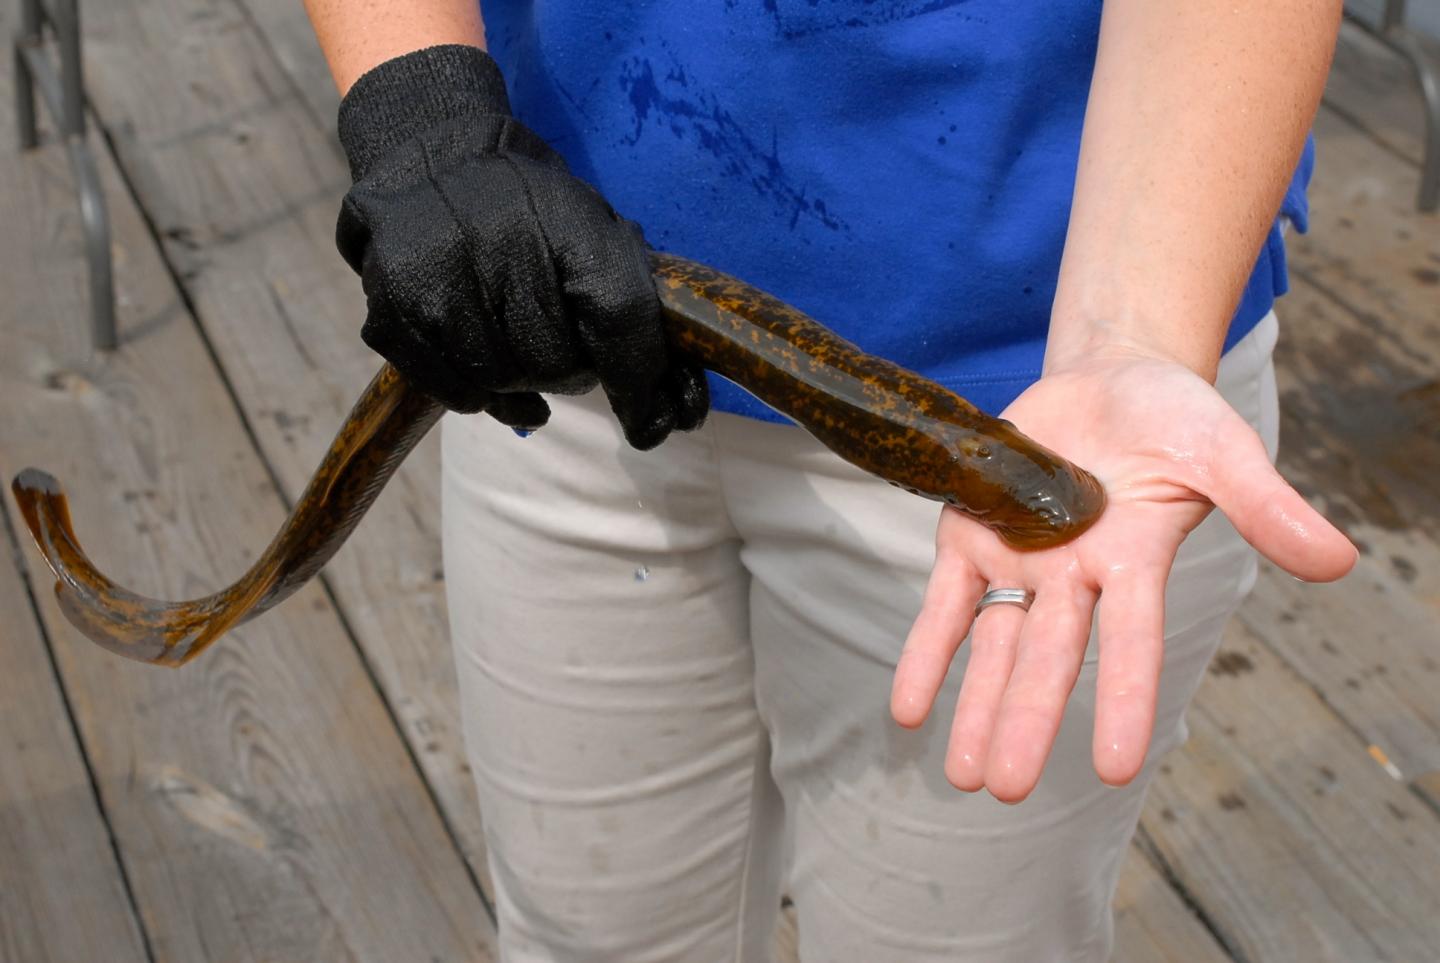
<box><xmin>12</xmin><ymin>366</ymin><xmax>443</xmax><ymax>666</ymax></box>
<box><xmin>651</xmin><ymin>253</ymin><xmax>1106</xmax><ymax>546</ymax></box>
<box><xmin>12</xmin><ymin>254</ymin><xmax>1104</xmax><ymax>667</ymax></box>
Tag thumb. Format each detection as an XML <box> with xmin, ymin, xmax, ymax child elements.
<box><xmin>1200</xmin><ymin>411</ymin><xmax>1357</xmax><ymax>583</ymax></box>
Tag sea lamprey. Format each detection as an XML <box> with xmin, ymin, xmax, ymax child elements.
<box><xmin>11</xmin><ymin>253</ymin><xmax>1105</xmax><ymax>667</ymax></box>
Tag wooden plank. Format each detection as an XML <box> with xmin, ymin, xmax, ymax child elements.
<box><xmin>0</xmin><ymin>37</ymin><xmax>495</xmax><ymax>963</ymax></box>
<box><xmin>1279</xmin><ymin>107</ymin><xmax>1440</xmax><ymax>564</ymax></box>
<box><xmin>1415</xmin><ymin>770</ymin><xmax>1440</xmax><ymax>812</ymax></box>
<box><xmin>0</xmin><ymin>524</ymin><xmax>148</xmax><ymax>962</ymax></box>
<box><xmin>1267</xmin><ymin>259</ymin><xmax>1440</xmax><ymax>619</ymax></box>
<box><xmin>1139</xmin><ymin>618</ymin><xmax>1440</xmax><ymax>961</ymax></box>
<box><xmin>1111</xmin><ymin>848</ymin><xmax>1232</xmax><ymax>963</ymax></box>
<box><xmin>1234</xmin><ymin>95</ymin><xmax>1440</xmax><ymax>791</ymax></box>
<box><xmin>77</xmin><ymin>0</ymin><xmax>495</xmax><ymax>890</ymax></box>
<box><xmin>232</xmin><ymin>0</ymin><xmax>343</xmax><ymax>129</ymax></box>
<box><xmin>80</xmin><ymin>0</ymin><xmax>348</xmax><ymax>254</ymax></box>
<box><xmin>1241</xmin><ymin>559</ymin><xmax>1440</xmax><ymax>785</ymax></box>
<box><xmin>1292</xmin><ymin>110</ymin><xmax>1440</xmax><ymax>365</ymax></box>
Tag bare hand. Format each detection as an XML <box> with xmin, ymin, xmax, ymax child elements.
<box><xmin>889</xmin><ymin>348</ymin><xmax>1356</xmax><ymax>802</ymax></box>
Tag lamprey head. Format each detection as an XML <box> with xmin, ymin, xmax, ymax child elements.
<box><xmin>933</xmin><ymin>418</ymin><xmax>1107</xmax><ymax>550</ymax></box>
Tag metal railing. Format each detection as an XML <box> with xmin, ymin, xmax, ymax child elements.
<box><xmin>13</xmin><ymin>0</ymin><xmax>116</xmax><ymax>348</ymax></box>
<box><xmin>1345</xmin><ymin>0</ymin><xmax>1440</xmax><ymax>212</ymax></box>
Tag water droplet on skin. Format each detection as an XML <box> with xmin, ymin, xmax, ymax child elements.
<box><xmin>633</xmin><ymin>565</ymin><xmax>650</xmax><ymax>582</ymax></box>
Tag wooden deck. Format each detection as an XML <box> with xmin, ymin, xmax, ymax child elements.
<box><xmin>1</xmin><ymin>5</ymin><xmax>1436</xmax><ymax>959</ymax></box>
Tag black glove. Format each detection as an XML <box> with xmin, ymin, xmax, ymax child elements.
<box><xmin>334</xmin><ymin>44</ymin><xmax>708</xmax><ymax>449</ymax></box>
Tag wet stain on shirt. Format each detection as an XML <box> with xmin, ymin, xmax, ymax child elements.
<box><xmin>618</xmin><ymin>49</ymin><xmax>847</xmax><ymax>233</ymax></box>
<box><xmin>755</xmin><ymin>0</ymin><xmax>977</xmax><ymax>40</ymax></box>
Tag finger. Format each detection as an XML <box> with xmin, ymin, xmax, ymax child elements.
<box><xmin>559</xmin><ymin>203</ymin><xmax>675</xmax><ymax>446</ymax></box>
<box><xmin>484</xmin><ymin>392</ymin><xmax>552</xmax><ymax>431</ymax></box>
<box><xmin>1092</xmin><ymin>564</ymin><xmax>1169</xmax><ymax>786</ymax></box>
<box><xmin>891</xmin><ymin>548</ymin><xmax>987</xmax><ymax>729</ymax></box>
<box><xmin>944</xmin><ymin>599</ymin><xmax>1027</xmax><ymax>792</ymax></box>
<box><xmin>613</xmin><ymin>393</ymin><xmax>676</xmax><ymax>451</ymax></box>
<box><xmin>335</xmin><ymin>193</ymin><xmax>372</xmax><ymax>274</ymax></box>
<box><xmin>1199</xmin><ymin>413</ymin><xmax>1357</xmax><ymax>583</ymax></box>
<box><xmin>666</xmin><ymin>364</ymin><xmax>711</xmax><ymax>433</ymax></box>
<box><xmin>360</xmin><ymin>299</ymin><xmax>489</xmax><ymax>413</ymax></box>
<box><xmin>984</xmin><ymin>584</ymin><xmax>1096</xmax><ymax>803</ymax></box>
<box><xmin>449</xmin><ymin>159</ymin><xmax>573</xmax><ymax>390</ymax></box>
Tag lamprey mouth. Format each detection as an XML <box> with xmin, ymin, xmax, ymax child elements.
<box><xmin>12</xmin><ymin>254</ymin><xmax>1104</xmax><ymax>666</ymax></box>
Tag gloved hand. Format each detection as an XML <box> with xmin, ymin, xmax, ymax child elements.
<box><xmin>334</xmin><ymin>44</ymin><xmax>708</xmax><ymax>449</ymax></box>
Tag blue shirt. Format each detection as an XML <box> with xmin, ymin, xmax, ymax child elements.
<box><xmin>480</xmin><ymin>1</ymin><xmax>1312</xmax><ymax>422</ymax></box>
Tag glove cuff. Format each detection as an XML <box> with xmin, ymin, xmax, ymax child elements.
<box><xmin>337</xmin><ymin>44</ymin><xmax>512</xmax><ymax>181</ymax></box>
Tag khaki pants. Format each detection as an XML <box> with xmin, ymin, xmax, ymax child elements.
<box><xmin>441</xmin><ymin>314</ymin><xmax>1279</xmax><ymax>962</ymax></box>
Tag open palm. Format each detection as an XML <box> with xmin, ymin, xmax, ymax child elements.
<box><xmin>890</xmin><ymin>350</ymin><xmax>1356</xmax><ymax>802</ymax></box>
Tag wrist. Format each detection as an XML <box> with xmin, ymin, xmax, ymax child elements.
<box><xmin>337</xmin><ymin>44</ymin><xmax>510</xmax><ymax>180</ymax></box>
<box><xmin>1045</xmin><ymin>275</ymin><xmax>1229</xmax><ymax>381</ymax></box>
<box><xmin>1043</xmin><ymin>311</ymin><xmax>1224</xmax><ymax>382</ymax></box>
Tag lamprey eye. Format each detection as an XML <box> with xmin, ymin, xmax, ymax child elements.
<box><xmin>958</xmin><ymin>440</ymin><xmax>992</xmax><ymax>459</ymax></box>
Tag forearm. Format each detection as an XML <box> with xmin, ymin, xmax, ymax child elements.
<box><xmin>303</xmin><ymin>0</ymin><xmax>486</xmax><ymax>95</ymax></box>
<box><xmin>1047</xmin><ymin>0</ymin><xmax>1341</xmax><ymax>381</ymax></box>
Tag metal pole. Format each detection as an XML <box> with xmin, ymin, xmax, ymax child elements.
<box><xmin>1344</xmin><ymin>0</ymin><xmax>1440</xmax><ymax>213</ymax></box>
<box><xmin>1382</xmin><ymin>0</ymin><xmax>1407</xmax><ymax>34</ymax></box>
<box><xmin>1398</xmin><ymin>32</ymin><xmax>1440</xmax><ymax>212</ymax></box>
<box><xmin>15</xmin><ymin>0</ymin><xmax>42</xmax><ymax>150</ymax></box>
<box><xmin>71</xmin><ymin>138</ymin><xmax>116</xmax><ymax>349</ymax></box>
<box><xmin>54</xmin><ymin>0</ymin><xmax>116</xmax><ymax>347</ymax></box>
<box><xmin>56</xmin><ymin>0</ymin><xmax>85</xmax><ymax>138</ymax></box>
<box><xmin>1378</xmin><ymin>0</ymin><xmax>1439</xmax><ymax>212</ymax></box>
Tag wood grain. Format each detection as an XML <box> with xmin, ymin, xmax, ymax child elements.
<box><xmin>1280</xmin><ymin>108</ymin><xmax>1440</xmax><ymax>566</ymax></box>
<box><xmin>1242</xmin><ymin>560</ymin><xmax>1440</xmax><ymax>785</ymax></box>
<box><xmin>231</xmin><ymin>0</ymin><xmax>342</xmax><ymax>129</ymax></box>
<box><xmin>1140</xmin><ymin>618</ymin><xmax>1440</xmax><ymax>961</ymax></box>
<box><xmin>77</xmin><ymin>0</ymin><xmax>496</xmax><ymax>890</ymax></box>
<box><xmin>0</xmin><ymin>26</ymin><xmax>495</xmax><ymax>963</ymax></box>
<box><xmin>1111</xmin><ymin>848</ymin><xmax>1230</xmax><ymax>963</ymax></box>
<box><xmin>1248</xmin><ymin>76</ymin><xmax>1440</xmax><ymax>794</ymax></box>
<box><xmin>1131</xmin><ymin>67</ymin><xmax>1440</xmax><ymax>956</ymax></box>
<box><xmin>0</xmin><ymin>514</ymin><xmax>147</xmax><ymax>962</ymax></box>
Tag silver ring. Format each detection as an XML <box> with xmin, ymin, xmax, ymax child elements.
<box><xmin>974</xmin><ymin>587</ymin><xmax>1036</xmax><ymax>616</ymax></box>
